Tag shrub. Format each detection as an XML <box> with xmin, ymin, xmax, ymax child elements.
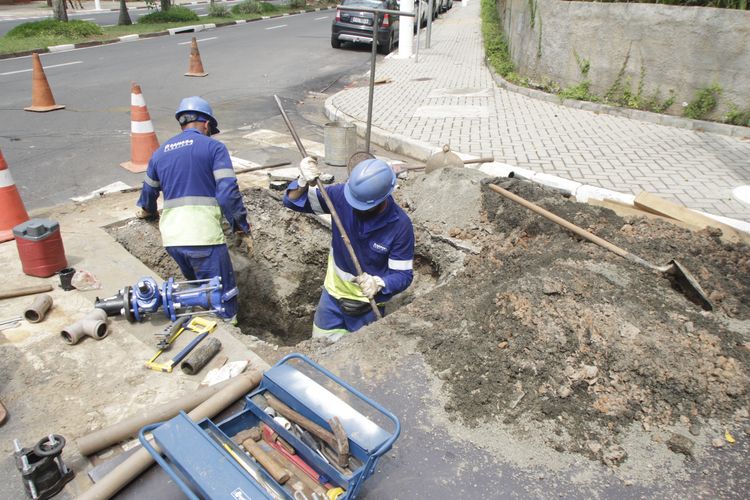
<box><xmin>208</xmin><ymin>3</ymin><xmax>232</xmax><ymax>17</ymax></box>
<box><xmin>6</xmin><ymin>19</ymin><xmax>102</xmax><ymax>39</ymax></box>
<box><xmin>137</xmin><ymin>6</ymin><xmax>200</xmax><ymax>23</ymax></box>
<box><xmin>232</xmin><ymin>0</ymin><xmax>261</xmax><ymax>14</ymax></box>
<box><xmin>683</xmin><ymin>83</ymin><xmax>722</xmax><ymax>120</ymax></box>
<box><xmin>289</xmin><ymin>0</ymin><xmax>307</xmax><ymax>8</ymax></box>
<box><xmin>725</xmin><ymin>106</ymin><xmax>750</xmax><ymax>127</ymax></box>
<box><xmin>259</xmin><ymin>1</ymin><xmax>278</xmax><ymax>12</ymax></box>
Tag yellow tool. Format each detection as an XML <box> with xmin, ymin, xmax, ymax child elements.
<box><xmin>145</xmin><ymin>317</ymin><xmax>217</xmax><ymax>373</ymax></box>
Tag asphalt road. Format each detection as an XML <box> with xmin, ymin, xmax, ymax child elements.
<box><xmin>0</xmin><ymin>1</ymin><xmax>249</xmax><ymax>37</ymax></box>
<box><xmin>0</xmin><ymin>10</ymin><xmax>373</xmax><ymax>210</ymax></box>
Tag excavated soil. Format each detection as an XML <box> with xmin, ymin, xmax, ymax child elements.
<box><xmin>111</xmin><ymin>168</ymin><xmax>750</xmax><ymax>471</ymax></box>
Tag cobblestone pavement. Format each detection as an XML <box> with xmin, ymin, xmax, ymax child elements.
<box><xmin>328</xmin><ymin>0</ymin><xmax>750</xmax><ymax>222</ymax></box>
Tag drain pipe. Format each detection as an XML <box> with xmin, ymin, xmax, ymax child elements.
<box><xmin>77</xmin><ymin>370</ymin><xmax>263</xmax><ymax>500</ymax></box>
<box><xmin>24</xmin><ymin>294</ymin><xmax>53</xmax><ymax>323</ymax></box>
<box><xmin>61</xmin><ymin>309</ymin><xmax>109</xmax><ymax>345</ymax></box>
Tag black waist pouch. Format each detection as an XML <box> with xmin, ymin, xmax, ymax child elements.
<box><xmin>337</xmin><ymin>298</ymin><xmax>372</xmax><ymax>316</ymax></box>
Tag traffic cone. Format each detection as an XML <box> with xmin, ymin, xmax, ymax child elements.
<box><xmin>120</xmin><ymin>83</ymin><xmax>159</xmax><ymax>173</ymax></box>
<box><xmin>24</xmin><ymin>53</ymin><xmax>65</xmax><ymax>113</ymax></box>
<box><xmin>185</xmin><ymin>37</ymin><xmax>208</xmax><ymax>77</ymax></box>
<box><xmin>0</xmin><ymin>150</ymin><xmax>30</xmax><ymax>243</ymax></box>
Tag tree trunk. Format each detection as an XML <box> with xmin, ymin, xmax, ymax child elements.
<box><xmin>52</xmin><ymin>0</ymin><xmax>68</xmax><ymax>22</ymax></box>
<box><xmin>161</xmin><ymin>0</ymin><xmax>171</xmax><ymax>11</ymax></box>
<box><xmin>118</xmin><ymin>0</ymin><xmax>132</xmax><ymax>25</ymax></box>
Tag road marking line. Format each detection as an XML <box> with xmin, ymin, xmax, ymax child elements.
<box><xmin>81</xmin><ymin>18</ymin><xmax>96</xmax><ymax>21</ymax></box>
<box><xmin>314</xmin><ymin>16</ymin><xmax>329</xmax><ymax>20</ymax></box>
<box><xmin>177</xmin><ymin>36</ymin><xmax>217</xmax><ymax>45</ymax></box>
<box><xmin>0</xmin><ymin>60</ymin><xmax>82</xmax><ymax>76</ymax></box>
<box><xmin>265</xmin><ymin>24</ymin><xmax>287</xmax><ymax>30</ymax></box>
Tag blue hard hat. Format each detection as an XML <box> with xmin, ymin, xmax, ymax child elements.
<box><xmin>344</xmin><ymin>159</ymin><xmax>396</xmax><ymax>211</ymax></box>
<box><xmin>175</xmin><ymin>96</ymin><xmax>219</xmax><ymax>135</ymax></box>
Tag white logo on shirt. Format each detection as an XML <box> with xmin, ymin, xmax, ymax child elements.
<box><xmin>163</xmin><ymin>139</ymin><xmax>194</xmax><ymax>152</ymax></box>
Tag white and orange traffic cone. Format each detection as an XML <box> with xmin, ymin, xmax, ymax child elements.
<box><xmin>0</xmin><ymin>149</ymin><xmax>30</xmax><ymax>243</ymax></box>
<box><xmin>120</xmin><ymin>82</ymin><xmax>159</xmax><ymax>173</ymax></box>
<box><xmin>185</xmin><ymin>37</ymin><xmax>208</xmax><ymax>77</ymax></box>
<box><xmin>25</xmin><ymin>53</ymin><xmax>65</xmax><ymax>112</ymax></box>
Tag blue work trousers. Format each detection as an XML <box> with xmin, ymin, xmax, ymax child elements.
<box><xmin>312</xmin><ymin>289</ymin><xmax>385</xmax><ymax>341</ymax></box>
<box><xmin>166</xmin><ymin>244</ymin><xmax>238</xmax><ymax>319</ymax></box>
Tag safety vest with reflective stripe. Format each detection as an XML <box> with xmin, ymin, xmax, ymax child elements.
<box><xmin>137</xmin><ymin>129</ymin><xmax>249</xmax><ymax>246</ymax></box>
<box><xmin>283</xmin><ymin>181</ymin><xmax>414</xmax><ymax>303</ymax></box>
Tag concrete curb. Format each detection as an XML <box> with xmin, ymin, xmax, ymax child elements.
<box><xmin>485</xmin><ymin>59</ymin><xmax>750</xmax><ymax>141</ymax></box>
<box><xmin>324</xmin><ymin>94</ymin><xmax>750</xmax><ymax>233</ymax></box>
<box><xmin>0</xmin><ymin>7</ymin><xmax>336</xmax><ymax>60</ymax></box>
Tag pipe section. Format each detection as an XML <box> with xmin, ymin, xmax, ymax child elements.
<box><xmin>180</xmin><ymin>337</ymin><xmax>221</xmax><ymax>375</ymax></box>
<box><xmin>24</xmin><ymin>294</ymin><xmax>53</xmax><ymax>323</ymax></box>
<box><xmin>61</xmin><ymin>309</ymin><xmax>108</xmax><ymax>345</ymax></box>
<box><xmin>76</xmin><ymin>376</ymin><xmax>237</xmax><ymax>456</ymax></box>
<box><xmin>77</xmin><ymin>370</ymin><xmax>262</xmax><ymax>500</ymax></box>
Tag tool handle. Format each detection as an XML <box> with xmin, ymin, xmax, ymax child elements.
<box><xmin>171</xmin><ymin>332</ymin><xmax>209</xmax><ymax>367</ymax></box>
<box><xmin>463</xmin><ymin>157</ymin><xmax>494</xmax><ymax>165</ymax></box>
<box><xmin>488</xmin><ymin>184</ymin><xmax>633</xmax><ymax>260</ymax></box>
<box><xmin>265</xmin><ymin>394</ymin><xmax>337</xmax><ymax>448</ymax></box>
<box><xmin>242</xmin><ymin>438</ymin><xmax>291</xmax><ymax>485</ymax></box>
<box><xmin>274</xmin><ymin>94</ymin><xmax>382</xmax><ymax>319</ymax></box>
<box><xmin>0</xmin><ymin>285</ymin><xmax>53</xmax><ymax>300</ymax></box>
<box><xmin>235</xmin><ymin>161</ymin><xmax>292</xmax><ymax>174</ymax></box>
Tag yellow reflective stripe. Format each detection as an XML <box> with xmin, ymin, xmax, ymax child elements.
<box><xmin>159</xmin><ymin>205</ymin><xmax>225</xmax><ymax>246</ymax></box>
<box><xmin>312</xmin><ymin>323</ymin><xmax>350</xmax><ymax>337</ymax></box>
<box><xmin>323</xmin><ymin>253</ymin><xmax>368</xmax><ymax>302</ymax></box>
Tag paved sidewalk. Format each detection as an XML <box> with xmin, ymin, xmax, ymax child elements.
<box><xmin>327</xmin><ymin>0</ymin><xmax>750</xmax><ymax>223</ymax></box>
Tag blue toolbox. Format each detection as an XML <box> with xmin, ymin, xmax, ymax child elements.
<box><xmin>139</xmin><ymin>354</ymin><xmax>400</xmax><ymax>499</ymax></box>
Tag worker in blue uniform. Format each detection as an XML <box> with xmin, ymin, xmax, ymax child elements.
<box><xmin>135</xmin><ymin>96</ymin><xmax>251</xmax><ymax>321</ymax></box>
<box><xmin>284</xmin><ymin>157</ymin><xmax>415</xmax><ymax>341</ymax></box>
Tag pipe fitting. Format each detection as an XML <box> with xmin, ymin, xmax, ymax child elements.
<box><xmin>24</xmin><ymin>294</ymin><xmax>53</xmax><ymax>323</ymax></box>
<box><xmin>61</xmin><ymin>309</ymin><xmax>109</xmax><ymax>345</ymax></box>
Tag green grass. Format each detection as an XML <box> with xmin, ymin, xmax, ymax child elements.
<box><xmin>481</xmin><ymin>0</ymin><xmax>519</xmax><ymax>83</ymax></box>
<box><xmin>137</xmin><ymin>6</ymin><xmax>199</xmax><ymax>24</ymax></box>
<box><xmin>0</xmin><ymin>3</ymin><xmax>335</xmax><ymax>55</ymax></box>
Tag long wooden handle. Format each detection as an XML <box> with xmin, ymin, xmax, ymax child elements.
<box><xmin>0</xmin><ymin>284</ymin><xmax>53</xmax><ymax>300</ymax></box>
<box><xmin>488</xmin><ymin>184</ymin><xmax>633</xmax><ymax>259</ymax></box>
<box><xmin>242</xmin><ymin>438</ymin><xmax>290</xmax><ymax>484</ymax></box>
<box><xmin>264</xmin><ymin>394</ymin><xmax>336</xmax><ymax>448</ymax></box>
<box><xmin>274</xmin><ymin>95</ymin><xmax>382</xmax><ymax>319</ymax></box>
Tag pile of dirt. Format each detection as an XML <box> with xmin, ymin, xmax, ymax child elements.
<box><xmin>396</xmin><ymin>176</ymin><xmax>750</xmax><ymax>464</ymax></box>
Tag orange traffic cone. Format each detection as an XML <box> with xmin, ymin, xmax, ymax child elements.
<box><xmin>24</xmin><ymin>53</ymin><xmax>65</xmax><ymax>113</ymax></box>
<box><xmin>120</xmin><ymin>83</ymin><xmax>159</xmax><ymax>173</ymax></box>
<box><xmin>0</xmin><ymin>149</ymin><xmax>30</xmax><ymax>243</ymax></box>
<box><xmin>185</xmin><ymin>37</ymin><xmax>208</xmax><ymax>77</ymax></box>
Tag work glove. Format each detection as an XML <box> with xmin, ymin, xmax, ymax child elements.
<box><xmin>353</xmin><ymin>273</ymin><xmax>385</xmax><ymax>299</ymax></box>
<box><xmin>238</xmin><ymin>232</ymin><xmax>254</xmax><ymax>256</ymax></box>
<box><xmin>298</xmin><ymin>156</ymin><xmax>321</xmax><ymax>186</ymax></box>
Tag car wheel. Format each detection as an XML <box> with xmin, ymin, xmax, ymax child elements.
<box><xmin>377</xmin><ymin>34</ymin><xmax>393</xmax><ymax>55</ymax></box>
<box><xmin>331</xmin><ymin>35</ymin><xmax>341</xmax><ymax>49</ymax></box>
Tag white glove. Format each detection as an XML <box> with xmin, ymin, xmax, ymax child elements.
<box><xmin>298</xmin><ymin>156</ymin><xmax>321</xmax><ymax>186</ymax></box>
<box><xmin>353</xmin><ymin>273</ymin><xmax>385</xmax><ymax>299</ymax></box>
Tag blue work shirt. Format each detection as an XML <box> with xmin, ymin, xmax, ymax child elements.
<box><xmin>283</xmin><ymin>181</ymin><xmax>414</xmax><ymax>303</ymax></box>
<box><xmin>137</xmin><ymin>129</ymin><xmax>249</xmax><ymax>246</ymax></box>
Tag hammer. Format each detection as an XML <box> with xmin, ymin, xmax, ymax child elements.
<box><xmin>264</xmin><ymin>393</ymin><xmax>350</xmax><ymax>468</ymax></box>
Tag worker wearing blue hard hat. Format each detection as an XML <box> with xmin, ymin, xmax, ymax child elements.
<box><xmin>136</xmin><ymin>96</ymin><xmax>252</xmax><ymax>322</ymax></box>
<box><xmin>284</xmin><ymin>156</ymin><xmax>415</xmax><ymax>341</ymax></box>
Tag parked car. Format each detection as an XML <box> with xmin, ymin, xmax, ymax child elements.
<box><xmin>411</xmin><ymin>0</ymin><xmax>429</xmax><ymax>31</ymax></box>
<box><xmin>440</xmin><ymin>0</ymin><xmax>453</xmax><ymax>13</ymax></box>
<box><xmin>331</xmin><ymin>0</ymin><xmax>400</xmax><ymax>55</ymax></box>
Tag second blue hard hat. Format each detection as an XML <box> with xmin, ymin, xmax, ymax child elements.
<box><xmin>175</xmin><ymin>96</ymin><xmax>219</xmax><ymax>135</ymax></box>
<box><xmin>344</xmin><ymin>159</ymin><xmax>396</xmax><ymax>211</ymax></box>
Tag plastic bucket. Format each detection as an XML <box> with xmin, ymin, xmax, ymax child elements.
<box><xmin>324</xmin><ymin>121</ymin><xmax>357</xmax><ymax>167</ymax></box>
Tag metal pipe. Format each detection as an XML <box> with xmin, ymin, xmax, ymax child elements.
<box><xmin>415</xmin><ymin>0</ymin><xmax>421</xmax><ymax>63</ymax></box>
<box><xmin>75</xmin><ymin>375</ymin><xmax>238</xmax><ymax>456</ymax></box>
<box><xmin>426</xmin><ymin>0</ymin><xmax>433</xmax><ymax>48</ymax></box>
<box><xmin>0</xmin><ymin>284</ymin><xmax>53</xmax><ymax>300</ymax></box>
<box><xmin>76</xmin><ymin>370</ymin><xmax>262</xmax><ymax>500</ymax></box>
<box><xmin>273</xmin><ymin>96</ymin><xmax>383</xmax><ymax>320</ymax></box>
<box><xmin>365</xmin><ymin>15</ymin><xmax>379</xmax><ymax>153</ymax></box>
<box><xmin>61</xmin><ymin>309</ymin><xmax>108</xmax><ymax>345</ymax></box>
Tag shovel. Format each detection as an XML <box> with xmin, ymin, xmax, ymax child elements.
<box><xmin>488</xmin><ymin>183</ymin><xmax>713</xmax><ymax>311</ymax></box>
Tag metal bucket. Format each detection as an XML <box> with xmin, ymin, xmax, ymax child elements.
<box><xmin>324</xmin><ymin>121</ymin><xmax>357</xmax><ymax>167</ymax></box>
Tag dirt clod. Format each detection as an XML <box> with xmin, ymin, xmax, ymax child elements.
<box><xmin>667</xmin><ymin>433</ymin><xmax>695</xmax><ymax>457</ymax></box>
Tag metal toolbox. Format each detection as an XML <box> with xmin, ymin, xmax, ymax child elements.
<box><xmin>140</xmin><ymin>354</ymin><xmax>400</xmax><ymax>499</ymax></box>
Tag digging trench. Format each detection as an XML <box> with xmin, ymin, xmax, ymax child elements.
<box><xmin>108</xmin><ymin>187</ymin><xmax>462</xmax><ymax>347</ymax></box>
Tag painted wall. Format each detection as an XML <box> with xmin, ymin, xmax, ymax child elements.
<box><xmin>497</xmin><ymin>0</ymin><xmax>750</xmax><ymax>119</ymax></box>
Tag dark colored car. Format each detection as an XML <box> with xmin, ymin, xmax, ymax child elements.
<box><xmin>331</xmin><ymin>0</ymin><xmax>400</xmax><ymax>55</ymax></box>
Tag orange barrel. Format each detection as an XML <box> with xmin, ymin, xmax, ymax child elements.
<box><xmin>13</xmin><ymin>219</ymin><xmax>68</xmax><ymax>278</ymax></box>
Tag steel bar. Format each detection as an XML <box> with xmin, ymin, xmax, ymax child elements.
<box><xmin>274</xmin><ymin>96</ymin><xmax>382</xmax><ymax>319</ymax></box>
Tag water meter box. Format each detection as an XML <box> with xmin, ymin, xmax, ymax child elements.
<box><xmin>13</xmin><ymin>219</ymin><xmax>68</xmax><ymax>278</ymax></box>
